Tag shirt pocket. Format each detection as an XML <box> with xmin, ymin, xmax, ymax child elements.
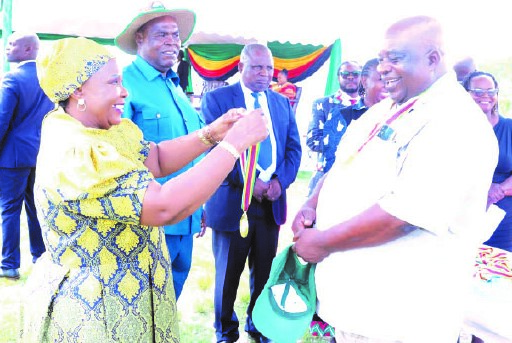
<box><xmin>139</xmin><ymin>111</ymin><xmax>171</xmax><ymax>143</ymax></box>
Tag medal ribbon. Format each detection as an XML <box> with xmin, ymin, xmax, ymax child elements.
<box><xmin>358</xmin><ymin>97</ymin><xmax>418</xmax><ymax>153</ymax></box>
<box><xmin>238</xmin><ymin>92</ymin><xmax>264</xmax><ymax>237</ymax></box>
<box><xmin>344</xmin><ymin>96</ymin><xmax>419</xmax><ymax>165</ymax></box>
<box><xmin>240</xmin><ymin>143</ymin><xmax>260</xmax><ymax>213</ymax></box>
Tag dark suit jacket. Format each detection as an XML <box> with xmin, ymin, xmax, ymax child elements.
<box><xmin>201</xmin><ymin>82</ymin><xmax>302</xmax><ymax>231</ymax></box>
<box><xmin>0</xmin><ymin>61</ymin><xmax>54</xmax><ymax>168</ymax></box>
<box><xmin>177</xmin><ymin>60</ymin><xmax>190</xmax><ymax>93</ymax></box>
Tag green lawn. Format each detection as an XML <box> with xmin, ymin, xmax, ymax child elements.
<box><xmin>0</xmin><ymin>170</ymin><xmax>332</xmax><ymax>343</ymax></box>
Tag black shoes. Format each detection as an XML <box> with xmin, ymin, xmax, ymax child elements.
<box><xmin>248</xmin><ymin>332</ymin><xmax>273</xmax><ymax>343</ymax></box>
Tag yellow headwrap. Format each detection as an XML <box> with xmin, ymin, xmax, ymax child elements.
<box><xmin>37</xmin><ymin>37</ymin><xmax>114</xmax><ymax>103</ymax></box>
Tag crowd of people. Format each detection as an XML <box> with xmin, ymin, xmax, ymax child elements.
<box><xmin>0</xmin><ymin>4</ymin><xmax>511</xmax><ymax>343</ymax></box>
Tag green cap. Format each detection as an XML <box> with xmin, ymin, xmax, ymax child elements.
<box><xmin>253</xmin><ymin>244</ymin><xmax>317</xmax><ymax>343</ymax></box>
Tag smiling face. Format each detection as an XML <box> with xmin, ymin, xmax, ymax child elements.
<box><xmin>377</xmin><ymin>18</ymin><xmax>443</xmax><ymax>105</ymax></box>
<box><xmin>136</xmin><ymin>16</ymin><xmax>181</xmax><ymax>74</ymax></box>
<box><xmin>468</xmin><ymin>75</ymin><xmax>498</xmax><ymax>115</ymax></box>
<box><xmin>362</xmin><ymin>66</ymin><xmax>388</xmax><ymax>107</ymax></box>
<box><xmin>76</xmin><ymin>59</ymin><xmax>128</xmax><ymax>129</ymax></box>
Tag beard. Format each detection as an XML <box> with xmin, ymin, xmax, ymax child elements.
<box><xmin>341</xmin><ymin>84</ymin><xmax>359</xmax><ymax>95</ymax></box>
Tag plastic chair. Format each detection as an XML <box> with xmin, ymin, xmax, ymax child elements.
<box><xmin>290</xmin><ymin>86</ymin><xmax>302</xmax><ymax>114</ymax></box>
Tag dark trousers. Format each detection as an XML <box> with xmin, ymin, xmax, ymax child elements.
<box><xmin>0</xmin><ymin>167</ymin><xmax>45</xmax><ymax>269</ymax></box>
<box><xmin>212</xmin><ymin>200</ymin><xmax>279</xmax><ymax>342</ymax></box>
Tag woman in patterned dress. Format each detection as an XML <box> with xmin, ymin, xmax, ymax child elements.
<box><xmin>20</xmin><ymin>37</ymin><xmax>267</xmax><ymax>342</ymax></box>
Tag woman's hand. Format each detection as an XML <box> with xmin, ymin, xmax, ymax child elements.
<box><xmin>208</xmin><ymin>108</ymin><xmax>246</xmax><ymax>143</ymax></box>
<box><xmin>223</xmin><ymin>109</ymin><xmax>268</xmax><ymax>152</ymax></box>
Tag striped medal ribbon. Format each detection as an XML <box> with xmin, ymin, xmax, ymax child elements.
<box><xmin>239</xmin><ymin>143</ymin><xmax>261</xmax><ymax>237</ymax></box>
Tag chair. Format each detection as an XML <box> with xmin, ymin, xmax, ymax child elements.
<box><xmin>290</xmin><ymin>86</ymin><xmax>302</xmax><ymax>114</ymax></box>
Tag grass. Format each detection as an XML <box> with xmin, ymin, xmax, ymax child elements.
<box><xmin>0</xmin><ymin>169</ymin><xmax>332</xmax><ymax>343</ymax></box>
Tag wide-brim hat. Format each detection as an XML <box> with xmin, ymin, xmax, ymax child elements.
<box><xmin>253</xmin><ymin>244</ymin><xmax>317</xmax><ymax>343</ymax></box>
<box><xmin>115</xmin><ymin>3</ymin><xmax>196</xmax><ymax>55</ymax></box>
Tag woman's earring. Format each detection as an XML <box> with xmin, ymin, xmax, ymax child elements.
<box><xmin>77</xmin><ymin>98</ymin><xmax>86</xmax><ymax>112</ymax></box>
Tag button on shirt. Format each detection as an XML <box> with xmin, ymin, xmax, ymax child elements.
<box><xmin>241</xmin><ymin>84</ymin><xmax>276</xmax><ymax>182</ymax></box>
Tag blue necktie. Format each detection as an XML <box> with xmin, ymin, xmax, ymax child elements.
<box><xmin>251</xmin><ymin>92</ymin><xmax>272</xmax><ymax>169</ymax></box>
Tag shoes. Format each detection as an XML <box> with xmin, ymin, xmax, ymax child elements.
<box><xmin>217</xmin><ymin>334</ymin><xmax>238</xmax><ymax>343</ymax></box>
<box><xmin>0</xmin><ymin>268</ymin><xmax>20</xmax><ymax>280</ymax></box>
<box><xmin>248</xmin><ymin>332</ymin><xmax>273</xmax><ymax>343</ymax></box>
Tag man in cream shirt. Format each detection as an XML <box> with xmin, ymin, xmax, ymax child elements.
<box><xmin>292</xmin><ymin>16</ymin><xmax>501</xmax><ymax>343</ymax></box>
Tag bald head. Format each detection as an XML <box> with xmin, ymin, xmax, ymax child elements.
<box><xmin>378</xmin><ymin>16</ymin><xmax>447</xmax><ymax>104</ymax></box>
<box><xmin>385</xmin><ymin>16</ymin><xmax>445</xmax><ymax>69</ymax></box>
<box><xmin>6</xmin><ymin>32</ymin><xmax>40</xmax><ymax>62</ymax></box>
<box><xmin>453</xmin><ymin>57</ymin><xmax>476</xmax><ymax>82</ymax></box>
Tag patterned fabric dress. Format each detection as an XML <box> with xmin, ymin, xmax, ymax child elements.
<box><xmin>20</xmin><ymin>109</ymin><xmax>179</xmax><ymax>342</ymax></box>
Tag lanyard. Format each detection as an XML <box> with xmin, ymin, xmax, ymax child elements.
<box><xmin>240</xmin><ymin>145</ymin><xmax>260</xmax><ymax>213</ymax></box>
<box><xmin>358</xmin><ymin>97</ymin><xmax>418</xmax><ymax>154</ymax></box>
<box><xmin>238</xmin><ymin>92</ymin><xmax>264</xmax><ymax>237</ymax></box>
<box><xmin>343</xmin><ymin>97</ymin><xmax>419</xmax><ymax>166</ymax></box>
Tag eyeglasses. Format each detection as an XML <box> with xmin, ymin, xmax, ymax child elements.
<box><xmin>339</xmin><ymin>71</ymin><xmax>361</xmax><ymax>79</ymax></box>
<box><xmin>469</xmin><ymin>88</ymin><xmax>499</xmax><ymax>97</ymax></box>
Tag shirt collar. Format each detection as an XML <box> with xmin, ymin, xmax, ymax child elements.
<box><xmin>17</xmin><ymin>60</ymin><xmax>35</xmax><ymax>67</ymax></box>
<box><xmin>133</xmin><ymin>55</ymin><xmax>180</xmax><ymax>86</ymax></box>
<box><xmin>353</xmin><ymin>98</ymin><xmax>367</xmax><ymax>110</ymax></box>
<box><xmin>240</xmin><ymin>81</ymin><xmax>263</xmax><ymax>97</ymax></box>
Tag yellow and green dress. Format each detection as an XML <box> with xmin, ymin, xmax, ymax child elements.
<box><xmin>21</xmin><ymin>109</ymin><xmax>179</xmax><ymax>342</ymax></box>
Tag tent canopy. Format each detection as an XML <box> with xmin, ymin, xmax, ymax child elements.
<box><xmin>1</xmin><ymin>0</ymin><xmax>342</xmax><ymax>95</ymax></box>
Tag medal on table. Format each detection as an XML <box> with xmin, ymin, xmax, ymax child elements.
<box><xmin>239</xmin><ymin>143</ymin><xmax>260</xmax><ymax>238</ymax></box>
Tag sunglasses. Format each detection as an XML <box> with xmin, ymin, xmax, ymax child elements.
<box><xmin>469</xmin><ymin>88</ymin><xmax>499</xmax><ymax>97</ymax></box>
<box><xmin>339</xmin><ymin>71</ymin><xmax>361</xmax><ymax>79</ymax></box>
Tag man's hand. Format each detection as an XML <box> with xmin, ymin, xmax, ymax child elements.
<box><xmin>292</xmin><ymin>228</ymin><xmax>329</xmax><ymax>263</ymax></box>
<box><xmin>488</xmin><ymin>183</ymin><xmax>505</xmax><ymax>206</ymax></box>
<box><xmin>253</xmin><ymin>178</ymin><xmax>269</xmax><ymax>202</ymax></box>
<box><xmin>196</xmin><ymin>209</ymin><xmax>207</xmax><ymax>238</ymax></box>
<box><xmin>291</xmin><ymin>204</ymin><xmax>316</xmax><ymax>235</ymax></box>
<box><xmin>264</xmin><ymin>178</ymin><xmax>282</xmax><ymax>202</ymax></box>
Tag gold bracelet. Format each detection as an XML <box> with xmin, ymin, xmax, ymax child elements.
<box><xmin>204</xmin><ymin>126</ymin><xmax>220</xmax><ymax>145</ymax></box>
<box><xmin>217</xmin><ymin>141</ymin><xmax>240</xmax><ymax>160</ymax></box>
<box><xmin>197</xmin><ymin>127</ymin><xmax>213</xmax><ymax>146</ymax></box>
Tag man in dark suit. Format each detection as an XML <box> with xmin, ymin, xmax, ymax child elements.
<box><xmin>0</xmin><ymin>32</ymin><xmax>54</xmax><ymax>279</ymax></box>
<box><xmin>177</xmin><ymin>49</ymin><xmax>190</xmax><ymax>93</ymax></box>
<box><xmin>201</xmin><ymin>43</ymin><xmax>302</xmax><ymax>343</ymax></box>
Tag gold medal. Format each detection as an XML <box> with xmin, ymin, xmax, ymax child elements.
<box><xmin>240</xmin><ymin>211</ymin><xmax>249</xmax><ymax>238</ymax></box>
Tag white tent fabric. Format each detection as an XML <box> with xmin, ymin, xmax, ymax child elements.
<box><xmin>6</xmin><ymin>0</ymin><xmax>512</xmax><ymax>65</ymax></box>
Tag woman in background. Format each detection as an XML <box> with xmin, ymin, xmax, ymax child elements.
<box><xmin>270</xmin><ymin>68</ymin><xmax>297</xmax><ymax>100</ymax></box>
<box><xmin>463</xmin><ymin>70</ymin><xmax>512</xmax><ymax>252</ymax></box>
<box><xmin>461</xmin><ymin>70</ymin><xmax>512</xmax><ymax>343</ymax></box>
